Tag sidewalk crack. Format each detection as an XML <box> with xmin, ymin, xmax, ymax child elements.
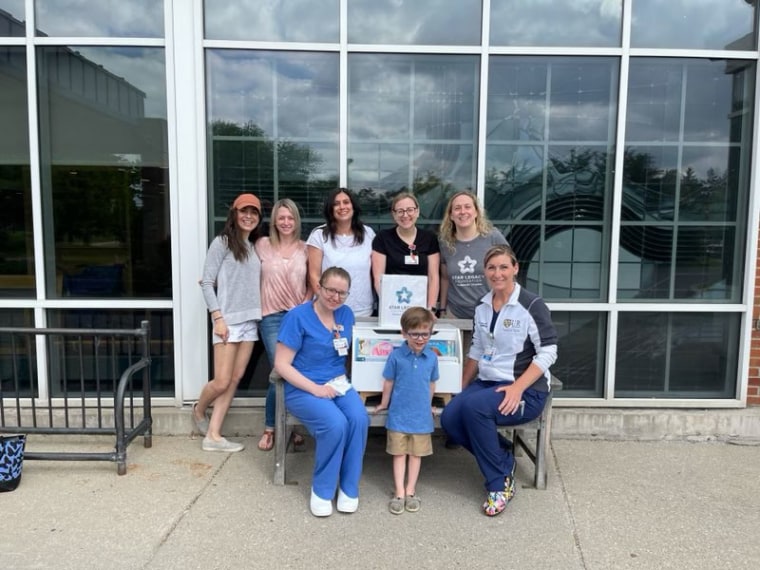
<box><xmin>552</xmin><ymin>442</ymin><xmax>588</xmax><ymax>570</ymax></box>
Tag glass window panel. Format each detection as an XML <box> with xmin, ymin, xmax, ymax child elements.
<box><xmin>621</xmin><ymin>58</ymin><xmax>753</xmax><ymax>303</ymax></box>
<box><xmin>679</xmin><ymin>146</ymin><xmax>738</xmax><ymax>223</ymax></box>
<box><xmin>674</xmin><ymin>227</ymin><xmax>736</xmax><ymax>300</ymax></box>
<box><xmin>616</xmin><ymin>312</ymin><xmax>739</xmax><ymax>398</ymax></box>
<box><xmin>622</xmin><ymin>145</ymin><xmax>678</xmax><ymax>221</ymax></box>
<box><xmin>0</xmin><ymin>309</ymin><xmax>35</xmax><ymax>400</ymax></box>
<box><xmin>348</xmin><ymin>54</ymin><xmax>478</xmax><ymax>218</ymax></box>
<box><xmin>626</xmin><ymin>61</ymin><xmax>683</xmax><ymax>143</ymax></box>
<box><xmin>46</xmin><ymin>309</ymin><xmax>174</xmax><ymax>397</ymax></box>
<box><xmin>206</xmin><ymin>50</ymin><xmax>339</xmax><ymax>225</ymax></box>
<box><xmin>204</xmin><ymin>0</ymin><xmax>338</xmax><ymax>42</ymax></box>
<box><xmin>348</xmin><ymin>0</ymin><xmax>481</xmax><ymax>45</ymax></box>
<box><xmin>0</xmin><ymin>0</ymin><xmax>25</xmax><ymax>36</ymax></box>
<box><xmin>525</xmin><ymin>227</ymin><xmax>604</xmax><ymax>300</ymax></box>
<box><xmin>35</xmin><ymin>0</ymin><xmax>164</xmax><ymax>38</ymax></box>
<box><xmin>617</xmin><ymin>226</ymin><xmax>673</xmax><ymax>299</ymax></box>
<box><xmin>486</xmin><ymin>57</ymin><xmax>618</xmax><ymax>301</ymax></box>
<box><xmin>490</xmin><ymin>0</ymin><xmax>621</xmax><ymax>47</ymax></box>
<box><xmin>631</xmin><ymin>0</ymin><xmax>756</xmax><ymax>50</ymax></box>
<box><xmin>551</xmin><ymin>311</ymin><xmax>607</xmax><ymax>397</ymax></box>
<box><xmin>37</xmin><ymin>46</ymin><xmax>171</xmax><ymax>299</ymax></box>
<box><xmin>0</xmin><ymin>47</ymin><xmax>34</xmax><ymax>298</ymax></box>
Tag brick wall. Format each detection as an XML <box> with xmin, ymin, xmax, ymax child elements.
<box><xmin>750</xmin><ymin>236</ymin><xmax>760</xmax><ymax>406</ymax></box>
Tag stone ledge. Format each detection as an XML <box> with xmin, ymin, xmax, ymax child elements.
<box><xmin>148</xmin><ymin>406</ymin><xmax>760</xmax><ymax>442</ymax></box>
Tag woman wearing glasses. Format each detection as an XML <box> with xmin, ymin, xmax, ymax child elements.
<box><xmin>438</xmin><ymin>191</ymin><xmax>507</xmax><ymax>320</ymax></box>
<box><xmin>440</xmin><ymin>245</ymin><xmax>558</xmax><ymax>517</ymax></box>
<box><xmin>274</xmin><ymin>266</ymin><xmax>369</xmax><ymax>517</ymax></box>
<box><xmin>307</xmin><ymin>188</ymin><xmax>375</xmax><ymax>317</ymax></box>
<box><xmin>371</xmin><ymin>193</ymin><xmax>440</xmax><ymax>314</ymax></box>
<box><xmin>195</xmin><ymin>193</ymin><xmax>263</xmax><ymax>453</ymax></box>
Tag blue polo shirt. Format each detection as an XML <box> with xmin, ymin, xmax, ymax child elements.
<box><xmin>382</xmin><ymin>342</ymin><xmax>439</xmax><ymax>434</ymax></box>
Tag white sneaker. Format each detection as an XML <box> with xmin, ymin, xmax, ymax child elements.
<box><xmin>202</xmin><ymin>437</ymin><xmax>244</xmax><ymax>453</ymax></box>
<box><xmin>336</xmin><ymin>488</ymin><xmax>358</xmax><ymax>513</ymax></box>
<box><xmin>310</xmin><ymin>489</ymin><xmax>333</xmax><ymax>517</ymax></box>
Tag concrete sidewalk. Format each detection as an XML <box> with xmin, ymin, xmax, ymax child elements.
<box><xmin>4</xmin><ymin>434</ymin><xmax>760</xmax><ymax>570</ymax></box>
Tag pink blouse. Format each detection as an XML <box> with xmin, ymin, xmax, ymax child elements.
<box><xmin>255</xmin><ymin>237</ymin><xmax>311</xmax><ymax>317</ymax></box>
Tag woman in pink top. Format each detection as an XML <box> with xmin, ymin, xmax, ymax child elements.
<box><xmin>255</xmin><ymin>199</ymin><xmax>312</xmax><ymax>451</ymax></box>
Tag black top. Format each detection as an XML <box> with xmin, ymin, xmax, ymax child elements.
<box><xmin>372</xmin><ymin>227</ymin><xmax>440</xmax><ymax>276</ymax></box>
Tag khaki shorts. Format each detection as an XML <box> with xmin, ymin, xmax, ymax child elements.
<box><xmin>386</xmin><ymin>430</ymin><xmax>433</xmax><ymax>457</ymax></box>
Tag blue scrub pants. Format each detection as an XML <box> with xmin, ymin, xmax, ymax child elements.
<box><xmin>285</xmin><ymin>386</ymin><xmax>369</xmax><ymax>500</ymax></box>
<box><xmin>441</xmin><ymin>380</ymin><xmax>548</xmax><ymax>492</ymax></box>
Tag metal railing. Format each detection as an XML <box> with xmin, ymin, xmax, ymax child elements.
<box><xmin>0</xmin><ymin>320</ymin><xmax>152</xmax><ymax>475</ymax></box>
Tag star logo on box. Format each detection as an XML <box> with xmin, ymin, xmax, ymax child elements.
<box><xmin>395</xmin><ymin>286</ymin><xmax>413</xmax><ymax>304</ymax></box>
<box><xmin>458</xmin><ymin>255</ymin><xmax>477</xmax><ymax>274</ymax></box>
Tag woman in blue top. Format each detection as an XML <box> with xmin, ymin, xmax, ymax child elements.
<box><xmin>274</xmin><ymin>266</ymin><xmax>370</xmax><ymax>517</ymax></box>
<box><xmin>441</xmin><ymin>245</ymin><xmax>558</xmax><ymax>517</ymax></box>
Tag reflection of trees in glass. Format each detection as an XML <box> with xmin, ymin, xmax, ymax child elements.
<box><xmin>353</xmin><ymin>170</ymin><xmax>459</xmax><ymax>220</ymax></box>
<box><xmin>210</xmin><ymin>120</ymin><xmax>335</xmax><ymax>218</ymax></box>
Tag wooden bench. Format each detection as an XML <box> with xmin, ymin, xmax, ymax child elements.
<box><xmin>273</xmin><ymin>369</ymin><xmax>561</xmax><ymax>490</ymax></box>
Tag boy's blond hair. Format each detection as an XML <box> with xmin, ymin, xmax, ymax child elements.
<box><xmin>400</xmin><ymin>306</ymin><xmax>435</xmax><ymax>332</ymax></box>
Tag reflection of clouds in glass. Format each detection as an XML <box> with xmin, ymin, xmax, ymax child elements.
<box><xmin>73</xmin><ymin>47</ymin><xmax>166</xmax><ymax>118</ymax></box>
<box><xmin>490</xmin><ymin>0</ymin><xmax>621</xmax><ymax>47</ymax></box>
<box><xmin>206</xmin><ymin>51</ymin><xmax>338</xmax><ymax>140</ymax></box>
<box><xmin>204</xmin><ymin>0</ymin><xmax>338</xmax><ymax>42</ymax></box>
<box><xmin>0</xmin><ymin>0</ymin><xmax>25</xmax><ymax>23</ymax></box>
<box><xmin>682</xmin><ymin>146</ymin><xmax>730</xmax><ymax>180</ymax></box>
<box><xmin>631</xmin><ymin>0</ymin><xmax>754</xmax><ymax>50</ymax></box>
<box><xmin>36</xmin><ymin>0</ymin><xmax>163</xmax><ymax>37</ymax></box>
<box><xmin>348</xmin><ymin>0</ymin><xmax>480</xmax><ymax>45</ymax></box>
<box><xmin>349</xmin><ymin>55</ymin><xmax>478</xmax><ymax>141</ymax></box>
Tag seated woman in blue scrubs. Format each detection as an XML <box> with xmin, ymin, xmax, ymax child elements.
<box><xmin>274</xmin><ymin>266</ymin><xmax>370</xmax><ymax>517</ymax></box>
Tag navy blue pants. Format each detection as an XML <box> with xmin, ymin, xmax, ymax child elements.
<box><xmin>441</xmin><ymin>380</ymin><xmax>548</xmax><ymax>492</ymax></box>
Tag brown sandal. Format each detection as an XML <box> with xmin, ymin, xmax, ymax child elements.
<box><xmin>257</xmin><ymin>430</ymin><xmax>274</xmax><ymax>451</ymax></box>
<box><xmin>291</xmin><ymin>432</ymin><xmax>305</xmax><ymax>449</ymax></box>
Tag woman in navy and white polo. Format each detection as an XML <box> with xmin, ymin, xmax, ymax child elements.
<box><xmin>441</xmin><ymin>244</ymin><xmax>558</xmax><ymax>517</ymax></box>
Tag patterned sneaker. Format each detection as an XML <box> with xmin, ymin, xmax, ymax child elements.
<box><xmin>504</xmin><ymin>464</ymin><xmax>516</xmax><ymax>501</ymax></box>
<box><xmin>483</xmin><ymin>491</ymin><xmax>508</xmax><ymax>516</ymax></box>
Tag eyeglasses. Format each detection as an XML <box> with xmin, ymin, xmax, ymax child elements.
<box><xmin>393</xmin><ymin>207</ymin><xmax>418</xmax><ymax>216</ymax></box>
<box><xmin>321</xmin><ymin>286</ymin><xmax>350</xmax><ymax>300</ymax></box>
<box><xmin>406</xmin><ymin>331</ymin><xmax>431</xmax><ymax>340</ymax></box>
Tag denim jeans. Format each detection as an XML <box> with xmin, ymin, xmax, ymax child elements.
<box><xmin>258</xmin><ymin>311</ymin><xmax>286</xmax><ymax>429</ymax></box>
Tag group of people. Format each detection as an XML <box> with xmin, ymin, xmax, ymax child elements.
<box><xmin>194</xmin><ymin>188</ymin><xmax>558</xmax><ymax>518</ymax></box>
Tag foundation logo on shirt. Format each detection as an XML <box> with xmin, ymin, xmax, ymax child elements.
<box><xmin>503</xmin><ymin>318</ymin><xmax>521</xmax><ymax>329</ymax></box>
<box><xmin>395</xmin><ymin>286</ymin><xmax>413</xmax><ymax>304</ymax></box>
<box><xmin>457</xmin><ymin>255</ymin><xmax>477</xmax><ymax>274</ymax></box>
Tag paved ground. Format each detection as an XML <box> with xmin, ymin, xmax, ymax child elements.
<box><xmin>4</xmin><ymin>433</ymin><xmax>760</xmax><ymax>569</ymax></box>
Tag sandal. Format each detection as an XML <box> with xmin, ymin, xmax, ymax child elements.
<box><xmin>257</xmin><ymin>430</ymin><xmax>274</xmax><ymax>451</ymax></box>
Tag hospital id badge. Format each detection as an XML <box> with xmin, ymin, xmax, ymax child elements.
<box><xmin>482</xmin><ymin>347</ymin><xmax>496</xmax><ymax>362</ymax></box>
<box><xmin>333</xmin><ymin>337</ymin><xmax>349</xmax><ymax>356</ymax></box>
<box><xmin>404</xmin><ymin>255</ymin><xmax>419</xmax><ymax>265</ymax></box>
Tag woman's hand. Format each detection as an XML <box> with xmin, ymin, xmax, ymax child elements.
<box><xmin>495</xmin><ymin>383</ymin><xmax>525</xmax><ymax>416</ymax></box>
<box><xmin>213</xmin><ymin>319</ymin><xmax>229</xmax><ymax>344</ymax></box>
<box><xmin>312</xmin><ymin>383</ymin><xmax>338</xmax><ymax>399</ymax></box>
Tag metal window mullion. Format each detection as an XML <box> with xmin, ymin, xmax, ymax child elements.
<box><xmin>670</xmin><ymin>64</ymin><xmax>690</xmax><ymax>300</ymax></box>
<box><xmin>339</xmin><ymin>0</ymin><xmax>348</xmax><ymax>187</ymax></box>
<box><xmin>272</xmin><ymin>59</ymin><xmax>280</xmax><ymax>199</ymax></box>
<box><xmin>476</xmin><ymin>0</ymin><xmax>492</xmax><ymax>200</ymax></box>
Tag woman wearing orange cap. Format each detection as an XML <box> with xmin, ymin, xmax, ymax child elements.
<box><xmin>194</xmin><ymin>193</ymin><xmax>263</xmax><ymax>452</ymax></box>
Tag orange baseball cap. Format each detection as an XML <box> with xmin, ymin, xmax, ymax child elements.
<box><xmin>232</xmin><ymin>193</ymin><xmax>262</xmax><ymax>212</ymax></box>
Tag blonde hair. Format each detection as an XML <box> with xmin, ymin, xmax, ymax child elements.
<box><xmin>269</xmin><ymin>198</ymin><xmax>302</xmax><ymax>248</ymax></box>
<box><xmin>438</xmin><ymin>191</ymin><xmax>494</xmax><ymax>253</ymax></box>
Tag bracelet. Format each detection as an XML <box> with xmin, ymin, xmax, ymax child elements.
<box><xmin>213</xmin><ymin>315</ymin><xmax>223</xmax><ymax>322</ymax></box>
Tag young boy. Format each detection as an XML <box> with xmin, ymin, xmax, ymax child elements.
<box><xmin>375</xmin><ymin>306</ymin><xmax>439</xmax><ymax>515</ymax></box>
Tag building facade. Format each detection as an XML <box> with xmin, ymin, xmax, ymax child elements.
<box><xmin>1</xmin><ymin>0</ymin><xmax>759</xmax><ymax>410</ymax></box>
